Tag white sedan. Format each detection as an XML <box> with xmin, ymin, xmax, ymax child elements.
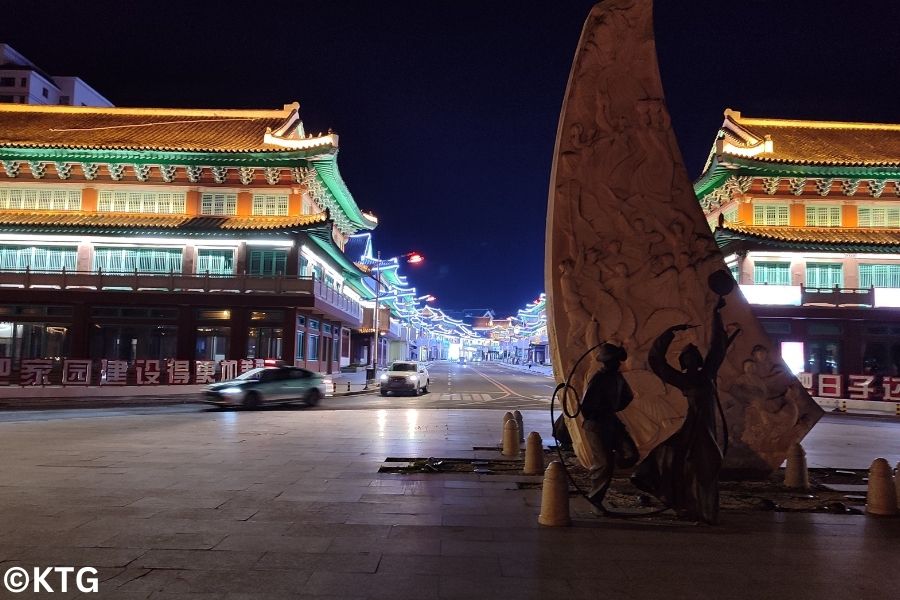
<box><xmin>379</xmin><ymin>361</ymin><xmax>430</xmax><ymax>396</ymax></box>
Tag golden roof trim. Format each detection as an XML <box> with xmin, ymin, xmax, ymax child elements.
<box><xmin>0</xmin><ymin>102</ymin><xmax>299</xmax><ymax>120</ymax></box>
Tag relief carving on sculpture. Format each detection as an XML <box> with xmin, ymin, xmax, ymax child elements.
<box><xmin>545</xmin><ymin>0</ymin><xmax>823</xmax><ymax>473</ymax></box>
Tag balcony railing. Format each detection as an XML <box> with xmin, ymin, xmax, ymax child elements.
<box><xmin>738</xmin><ymin>283</ymin><xmax>899</xmax><ymax>308</ymax></box>
<box><xmin>0</xmin><ymin>268</ymin><xmax>362</xmax><ymax>321</ymax></box>
<box><xmin>801</xmin><ymin>285</ymin><xmax>875</xmax><ymax>308</ymax></box>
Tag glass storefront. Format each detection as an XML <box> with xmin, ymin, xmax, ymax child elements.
<box><xmin>0</xmin><ymin>322</ymin><xmax>69</xmax><ymax>360</ymax></box>
<box><xmin>196</xmin><ymin>326</ymin><xmax>230</xmax><ymax>361</ymax></box>
<box><xmin>247</xmin><ymin>327</ymin><xmax>282</xmax><ymax>359</ymax></box>
<box><xmin>89</xmin><ymin>324</ymin><xmax>177</xmax><ymax>360</ymax></box>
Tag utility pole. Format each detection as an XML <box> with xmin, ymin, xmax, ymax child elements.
<box><xmin>371</xmin><ymin>250</ymin><xmax>381</xmax><ymax>372</ymax></box>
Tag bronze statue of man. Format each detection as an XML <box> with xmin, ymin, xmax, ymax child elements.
<box><xmin>580</xmin><ymin>342</ymin><xmax>638</xmax><ymax>510</ymax></box>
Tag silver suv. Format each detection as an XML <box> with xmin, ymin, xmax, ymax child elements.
<box><xmin>379</xmin><ymin>361</ymin><xmax>430</xmax><ymax>396</ymax></box>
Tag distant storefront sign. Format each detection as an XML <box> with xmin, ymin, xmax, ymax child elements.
<box><xmin>798</xmin><ymin>372</ymin><xmax>900</xmax><ymax>401</ymax></box>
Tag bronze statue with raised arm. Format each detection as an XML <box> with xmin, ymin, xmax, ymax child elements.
<box><xmin>632</xmin><ymin>271</ymin><xmax>738</xmax><ymax>524</ymax></box>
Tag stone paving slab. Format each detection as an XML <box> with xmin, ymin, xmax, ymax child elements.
<box><xmin>0</xmin><ymin>408</ymin><xmax>897</xmax><ymax>599</ymax></box>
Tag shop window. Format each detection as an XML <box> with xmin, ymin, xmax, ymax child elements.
<box><xmin>195</xmin><ymin>309</ymin><xmax>231</xmax><ymax>320</ymax></box>
<box><xmin>248</xmin><ymin>249</ymin><xmax>287</xmax><ymax>276</ymax></box>
<box><xmin>808</xmin><ymin>323</ymin><xmax>842</xmax><ymax>335</ymax></box>
<box><xmin>0</xmin><ymin>322</ymin><xmax>69</xmax><ymax>361</ymax></box>
<box><xmin>805</xmin><ymin>263</ymin><xmax>843</xmax><ymax>288</ymax></box>
<box><xmin>761</xmin><ymin>321</ymin><xmax>791</xmax><ymax>335</ymax></box>
<box><xmin>89</xmin><ymin>324</ymin><xmax>177</xmax><ymax>361</ymax></box>
<box><xmin>859</xmin><ymin>264</ymin><xmax>900</xmax><ymax>288</ymax></box>
<box><xmin>91</xmin><ymin>307</ymin><xmax>177</xmax><ymax>319</ymax></box>
<box><xmin>753</xmin><ymin>262</ymin><xmax>791</xmax><ymax>285</ymax></box>
<box><xmin>200</xmin><ymin>193</ymin><xmax>237</xmax><ymax>216</ymax></box>
<box><xmin>197</xmin><ymin>249</ymin><xmax>234</xmax><ymax>275</ymax></box>
<box><xmin>247</xmin><ymin>327</ymin><xmax>282</xmax><ymax>359</ymax></box>
<box><xmin>333</xmin><ymin>336</ymin><xmax>340</xmax><ymax>361</ymax></box>
<box><xmin>806</xmin><ymin>341</ymin><xmax>840</xmax><ymax>374</ymax></box>
<box><xmin>753</xmin><ymin>204</ymin><xmax>789</xmax><ymax>225</ymax></box>
<box><xmin>296</xmin><ymin>331</ymin><xmax>304</xmax><ymax>360</ymax></box>
<box><xmin>249</xmin><ymin>310</ymin><xmax>284</xmax><ymax>323</ymax></box>
<box><xmin>0</xmin><ymin>245</ymin><xmax>77</xmax><ymax>272</ymax></box>
<box><xmin>805</xmin><ymin>205</ymin><xmax>841</xmax><ymax>227</ymax></box>
<box><xmin>312</xmin><ymin>264</ymin><xmax>323</xmax><ymax>281</ymax></box>
<box><xmin>93</xmin><ymin>247</ymin><xmax>182</xmax><ymax>274</ymax></box>
<box><xmin>196</xmin><ymin>326</ymin><xmax>230</xmax><ymax>361</ymax></box>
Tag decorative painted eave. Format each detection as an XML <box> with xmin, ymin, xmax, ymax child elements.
<box><xmin>0</xmin><ymin>211</ymin><xmax>331</xmax><ymax>237</ymax></box>
<box><xmin>715</xmin><ymin>224</ymin><xmax>900</xmax><ymax>253</ymax></box>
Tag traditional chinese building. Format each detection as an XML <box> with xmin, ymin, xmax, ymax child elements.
<box><xmin>695</xmin><ymin>109</ymin><xmax>900</xmax><ymax>398</ymax></box>
<box><xmin>0</xmin><ymin>101</ymin><xmax>377</xmax><ymax>385</ymax></box>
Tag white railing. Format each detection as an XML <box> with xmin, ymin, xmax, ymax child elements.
<box><xmin>0</xmin><ymin>268</ymin><xmax>362</xmax><ymax>320</ymax></box>
<box><xmin>738</xmin><ymin>283</ymin><xmax>900</xmax><ymax>308</ymax></box>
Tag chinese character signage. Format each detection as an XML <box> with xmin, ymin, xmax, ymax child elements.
<box><xmin>0</xmin><ymin>358</ymin><xmax>282</xmax><ymax>386</ymax></box>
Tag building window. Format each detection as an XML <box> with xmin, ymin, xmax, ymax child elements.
<box><xmin>299</xmin><ymin>255</ymin><xmax>309</xmax><ymax>277</ymax></box>
<box><xmin>296</xmin><ymin>331</ymin><xmax>304</xmax><ymax>360</ymax></box>
<box><xmin>196</xmin><ymin>249</ymin><xmax>234</xmax><ymax>275</ymax></box>
<box><xmin>308</xmin><ymin>334</ymin><xmax>319</xmax><ymax>360</ymax></box>
<box><xmin>859</xmin><ymin>264</ymin><xmax>900</xmax><ymax>288</ymax></box>
<box><xmin>247</xmin><ymin>249</ymin><xmax>287</xmax><ymax>276</ymax></box>
<box><xmin>41</xmin><ymin>87</ymin><xmax>49</xmax><ymax>98</ymax></box>
<box><xmin>200</xmin><ymin>192</ymin><xmax>237</xmax><ymax>215</ymax></box>
<box><xmin>59</xmin><ymin>95</ymin><xmax>70</xmax><ymax>105</ymax></box>
<box><xmin>251</xmin><ymin>194</ymin><xmax>289</xmax><ymax>216</ymax></box>
<box><xmin>308</xmin><ymin>319</ymin><xmax>319</xmax><ymax>331</ymax></box>
<box><xmin>98</xmin><ymin>190</ymin><xmax>186</xmax><ymax>214</ymax></box>
<box><xmin>196</xmin><ymin>326</ymin><xmax>230</xmax><ymax>361</ymax></box>
<box><xmin>753</xmin><ymin>261</ymin><xmax>791</xmax><ymax>285</ymax></box>
<box><xmin>0</xmin><ymin>77</ymin><xmax>14</xmax><ymax>87</ymax></box>
<box><xmin>805</xmin><ymin>205</ymin><xmax>841</xmax><ymax>227</ymax></box>
<box><xmin>312</xmin><ymin>264</ymin><xmax>323</xmax><ymax>281</ymax></box>
<box><xmin>247</xmin><ymin>327</ymin><xmax>282</xmax><ymax>359</ymax></box>
<box><xmin>753</xmin><ymin>204</ymin><xmax>789</xmax><ymax>226</ymax></box>
<box><xmin>805</xmin><ymin>263</ymin><xmax>843</xmax><ymax>288</ymax></box>
<box><xmin>858</xmin><ymin>205</ymin><xmax>900</xmax><ymax>228</ymax></box>
<box><xmin>728</xmin><ymin>263</ymin><xmax>739</xmax><ymax>281</ymax></box>
<box><xmin>0</xmin><ymin>246</ymin><xmax>77</xmax><ymax>272</ymax></box>
<box><xmin>0</xmin><ymin>321</ymin><xmax>69</xmax><ymax>362</ymax></box>
<box><xmin>93</xmin><ymin>247</ymin><xmax>183</xmax><ymax>274</ymax></box>
<box><xmin>0</xmin><ymin>188</ymin><xmax>82</xmax><ymax>211</ymax></box>
<box><xmin>0</xmin><ymin>95</ymin><xmax>13</xmax><ymax>102</ymax></box>
<box><xmin>89</xmin><ymin>324</ymin><xmax>176</xmax><ymax>361</ymax></box>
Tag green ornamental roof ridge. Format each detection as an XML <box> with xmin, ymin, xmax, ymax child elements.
<box><xmin>310</xmin><ymin>154</ymin><xmax>377</xmax><ymax>231</ymax></box>
<box><xmin>0</xmin><ymin>146</ymin><xmax>330</xmax><ymax>167</ymax></box>
<box><xmin>305</xmin><ymin>228</ymin><xmax>371</xmax><ymax>289</ymax></box>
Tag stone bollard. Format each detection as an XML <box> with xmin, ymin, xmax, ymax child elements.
<box><xmin>538</xmin><ymin>461</ymin><xmax>570</xmax><ymax>527</ymax></box>
<box><xmin>502</xmin><ymin>419</ymin><xmax>520</xmax><ymax>457</ymax></box>
<box><xmin>895</xmin><ymin>462</ymin><xmax>900</xmax><ymax>510</ymax></box>
<box><xmin>784</xmin><ymin>443</ymin><xmax>809</xmax><ymax>489</ymax></box>
<box><xmin>501</xmin><ymin>411</ymin><xmax>514</xmax><ymax>443</ymax></box>
<box><xmin>524</xmin><ymin>432</ymin><xmax>544</xmax><ymax>475</ymax></box>
<box><xmin>513</xmin><ymin>410</ymin><xmax>524</xmax><ymax>442</ymax></box>
<box><xmin>865</xmin><ymin>458</ymin><xmax>898</xmax><ymax>516</ymax></box>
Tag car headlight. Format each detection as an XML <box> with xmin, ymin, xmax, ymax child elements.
<box><xmin>407</xmin><ymin>375</ymin><xmax>418</xmax><ymax>382</ymax></box>
<box><xmin>380</xmin><ymin>374</ymin><xmax>388</xmax><ymax>381</ymax></box>
<box><xmin>220</xmin><ymin>387</ymin><xmax>243</xmax><ymax>394</ymax></box>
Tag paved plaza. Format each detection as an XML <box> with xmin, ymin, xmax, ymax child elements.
<box><xmin>0</xmin><ymin>408</ymin><xmax>898</xmax><ymax>599</ymax></box>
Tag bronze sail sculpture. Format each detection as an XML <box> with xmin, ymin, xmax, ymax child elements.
<box><xmin>545</xmin><ymin>0</ymin><xmax>823</xmax><ymax>474</ymax></box>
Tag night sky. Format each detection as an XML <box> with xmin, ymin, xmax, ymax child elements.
<box><xmin>2</xmin><ymin>1</ymin><xmax>897</xmax><ymax>315</ymax></box>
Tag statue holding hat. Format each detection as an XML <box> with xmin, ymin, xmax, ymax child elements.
<box><xmin>580</xmin><ymin>342</ymin><xmax>639</xmax><ymax>510</ymax></box>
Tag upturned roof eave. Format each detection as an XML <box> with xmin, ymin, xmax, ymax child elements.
<box><xmin>0</xmin><ymin>144</ymin><xmax>337</xmax><ymax>166</ymax></box>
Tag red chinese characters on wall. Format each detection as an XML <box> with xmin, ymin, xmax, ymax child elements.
<box><xmin>0</xmin><ymin>359</ymin><xmax>285</xmax><ymax>386</ymax></box>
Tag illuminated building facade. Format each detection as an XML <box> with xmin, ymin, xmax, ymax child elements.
<box><xmin>696</xmin><ymin>109</ymin><xmax>900</xmax><ymax>389</ymax></box>
<box><xmin>0</xmin><ymin>44</ymin><xmax>112</xmax><ymax>107</ymax></box>
<box><xmin>0</xmin><ymin>102</ymin><xmax>377</xmax><ymax>384</ymax></box>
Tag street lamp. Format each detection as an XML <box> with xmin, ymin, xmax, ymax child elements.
<box><xmin>371</xmin><ymin>250</ymin><xmax>423</xmax><ymax>372</ymax></box>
